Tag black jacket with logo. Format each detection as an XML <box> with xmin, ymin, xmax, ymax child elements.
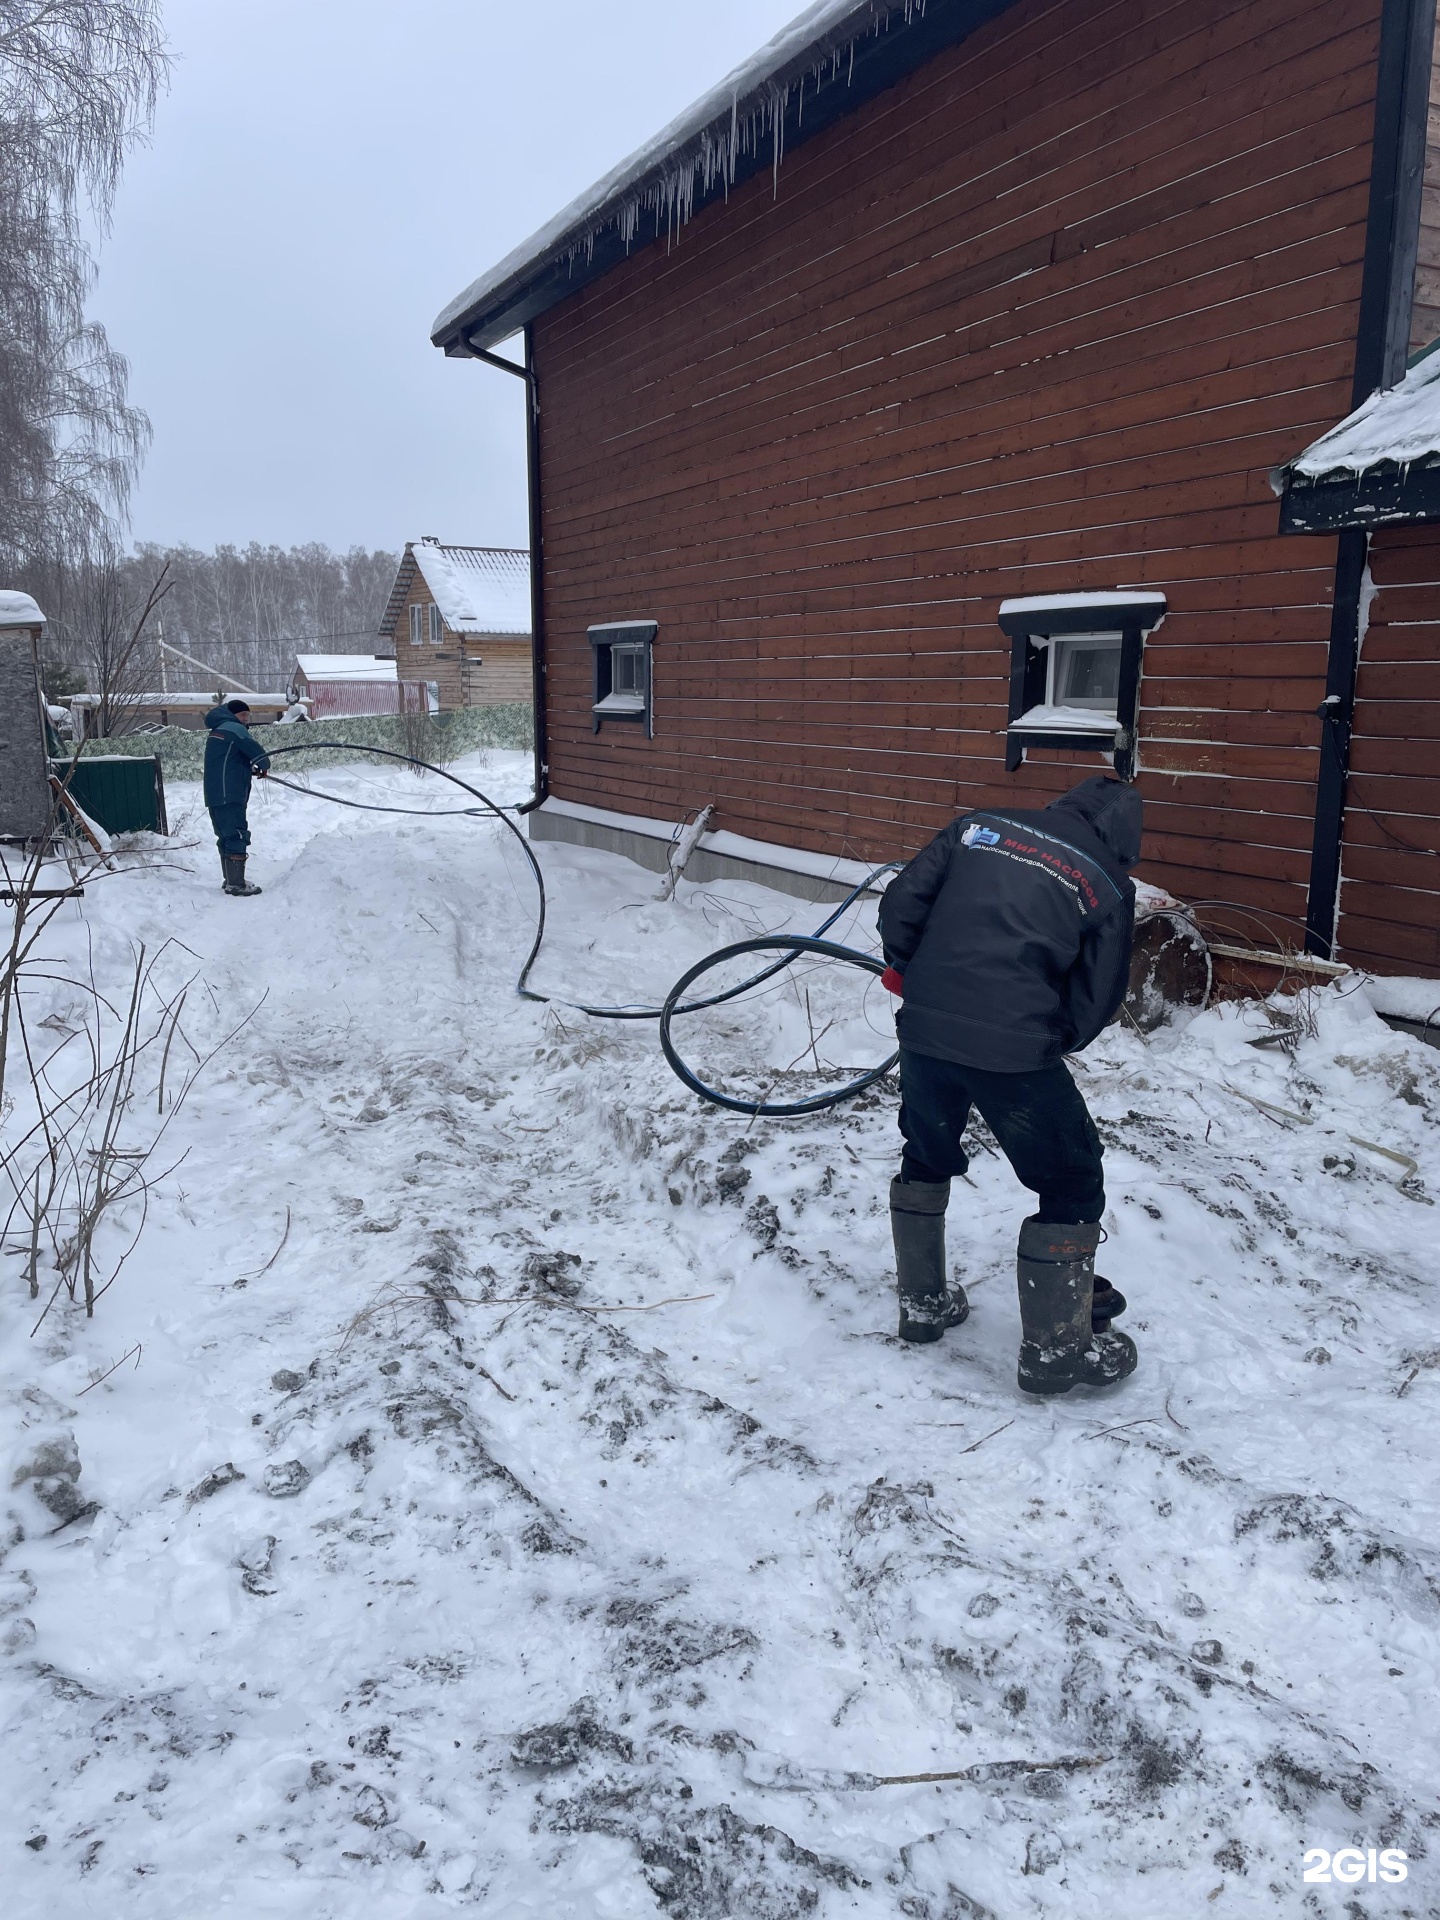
<box><xmin>877</xmin><ymin>777</ymin><xmax>1142</xmax><ymax>1072</ymax></box>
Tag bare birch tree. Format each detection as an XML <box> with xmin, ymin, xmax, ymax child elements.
<box><xmin>0</xmin><ymin>1</ymin><xmax>167</xmax><ymax>572</ymax></box>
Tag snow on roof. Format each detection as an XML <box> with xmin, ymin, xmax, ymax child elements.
<box><xmin>998</xmin><ymin>591</ymin><xmax>1168</xmax><ymax>618</ymax></box>
<box><xmin>432</xmin><ymin>0</ymin><xmax>951</xmax><ymax>349</ymax></box>
<box><xmin>411</xmin><ymin>543</ymin><xmax>530</xmax><ymax>635</ymax></box>
<box><xmin>294</xmin><ymin>655</ymin><xmax>398</xmax><ymax>683</ymax></box>
<box><xmin>0</xmin><ymin>590</ymin><xmax>45</xmax><ymax>629</ymax></box>
<box><xmin>1290</xmin><ymin>347</ymin><xmax>1440</xmax><ymax>478</ymax></box>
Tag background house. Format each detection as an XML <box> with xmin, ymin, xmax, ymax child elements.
<box><xmin>290</xmin><ymin>654</ymin><xmax>429</xmax><ymax>721</ymax></box>
<box><xmin>434</xmin><ymin>0</ymin><xmax>1440</xmax><ymax>979</ymax></box>
<box><xmin>378</xmin><ymin>541</ymin><xmax>531</xmax><ymax>711</ymax></box>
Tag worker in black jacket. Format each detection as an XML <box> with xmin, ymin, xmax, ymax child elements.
<box><xmin>203</xmin><ymin>700</ymin><xmax>270</xmax><ymax>896</ymax></box>
<box><xmin>876</xmin><ymin>774</ymin><xmax>1143</xmax><ymax>1395</ymax></box>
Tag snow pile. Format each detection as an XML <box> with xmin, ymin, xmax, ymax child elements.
<box><xmin>1361</xmin><ymin>973</ymin><xmax>1440</xmax><ymax>1028</ymax></box>
<box><xmin>1290</xmin><ymin>344</ymin><xmax>1440</xmax><ymax>478</ymax></box>
<box><xmin>3</xmin><ymin>753</ymin><xmax>1440</xmax><ymax>1916</ymax></box>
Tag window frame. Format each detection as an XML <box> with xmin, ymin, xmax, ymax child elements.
<box><xmin>998</xmin><ymin>592</ymin><xmax>1167</xmax><ymax>780</ymax></box>
<box><xmin>428</xmin><ymin>602</ymin><xmax>444</xmax><ymax>646</ymax></box>
<box><xmin>408</xmin><ymin>603</ymin><xmax>424</xmax><ymax>647</ymax></box>
<box><xmin>588</xmin><ymin>620</ymin><xmax>657</xmax><ymax>735</ymax></box>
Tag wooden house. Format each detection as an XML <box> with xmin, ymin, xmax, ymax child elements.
<box><xmin>435</xmin><ymin>0</ymin><xmax>1440</xmax><ymax>978</ymax></box>
<box><xmin>378</xmin><ymin>541</ymin><xmax>532</xmax><ymax>711</ymax></box>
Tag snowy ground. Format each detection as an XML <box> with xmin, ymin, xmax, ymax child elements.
<box><xmin>3</xmin><ymin>751</ymin><xmax>1439</xmax><ymax>1919</ymax></box>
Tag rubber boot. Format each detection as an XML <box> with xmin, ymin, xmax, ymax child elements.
<box><xmin>1016</xmin><ymin>1217</ymin><xmax>1136</xmax><ymax>1395</ymax></box>
<box><xmin>891</xmin><ymin>1177</ymin><xmax>969</xmax><ymax>1344</ymax></box>
<box><xmin>222</xmin><ymin>855</ymin><xmax>261</xmax><ymax>897</ymax></box>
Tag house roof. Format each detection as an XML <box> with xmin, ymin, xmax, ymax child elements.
<box><xmin>1277</xmin><ymin>344</ymin><xmax>1440</xmax><ymax>533</ymax></box>
<box><xmin>294</xmin><ymin>655</ymin><xmax>399</xmax><ymax>683</ymax></box>
<box><xmin>410</xmin><ymin>543</ymin><xmax>531</xmax><ymax>635</ymax></box>
<box><xmin>432</xmin><ymin>0</ymin><xmax>1017</xmax><ymax>354</ymax></box>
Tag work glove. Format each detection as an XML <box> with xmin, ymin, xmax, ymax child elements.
<box><xmin>881</xmin><ymin>966</ymin><xmax>904</xmax><ymax>996</ymax></box>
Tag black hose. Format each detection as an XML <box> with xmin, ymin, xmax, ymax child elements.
<box><xmin>261</xmin><ymin>741</ymin><xmax>898</xmax><ymax>1113</ymax></box>
<box><xmin>659</xmin><ymin>935</ymin><xmax>897</xmax><ymax>1117</ymax></box>
<box><xmin>262</xmin><ymin>741</ymin><xmax>549</xmax><ymax>999</ymax></box>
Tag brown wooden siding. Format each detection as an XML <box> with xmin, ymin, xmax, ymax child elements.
<box><xmin>533</xmin><ymin>0</ymin><xmax>1382</xmax><ymax>942</ymax></box>
<box><xmin>1336</xmin><ymin>525</ymin><xmax>1440</xmax><ymax>974</ymax></box>
<box><xmin>463</xmin><ymin>638</ymin><xmax>532</xmax><ymax>706</ymax></box>
<box><xmin>394</xmin><ymin>568</ymin><xmax>462</xmax><ymax>709</ymax></box>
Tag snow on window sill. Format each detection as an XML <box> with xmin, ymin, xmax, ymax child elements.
<box><xmin>1006</xmin><ymin>703</ymin><xmax>1121</xmax><ymax>736</ymax></box>
<box><xmin>593</xmin><ymin>693</ymin><xmax>646</xmax><ymax>715</ymax></box>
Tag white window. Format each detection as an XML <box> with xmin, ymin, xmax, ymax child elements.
<box><xmin>1048</xmin><ymin>634</ymin><xmax>1123</xmax><ymax>714</ymax></box>
<box><xmin>588</xmin><ymin>620</ymin><xmax>657</xmax><ymax>731</ymax></box>
<box><xmin>408</xmin><ymin>603</ymin><xmax>424</xmax><ymax>647</ymax></box>
<box><xmin>997</xmin><ymin>590</ymin><xmax>1167</xmax><ymax>781</ymax></box>
<box><xmin>607</xmin><ymin>641</ymin><xmax>646</xmax><ymax>706</ymax></box>
<box><xmin>428</xmin><ymin>603</ymin><xmax>444</xmax><ymax>646</ymax></box>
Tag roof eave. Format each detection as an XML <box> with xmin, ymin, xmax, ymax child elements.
<box><xmin>1278</xmin><ymin>458</ymin><xmax>1440</xmax><ymax>533</ymax></box>
<box><xmin>434</xmin><ymin>0</ymin><xmax>1020</xmax><ymax>356</ymax></box>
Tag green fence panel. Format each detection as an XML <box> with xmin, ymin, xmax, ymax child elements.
<box><xmin>62</xmin><ymin>754</ymin><xmax>167</xmax><ymax>835</ymax></box>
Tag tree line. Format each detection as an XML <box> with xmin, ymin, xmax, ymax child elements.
<box><xmin>36</xmin><ymin>542</ymin><xmax>402</xmax><ymax>715</ymax></box>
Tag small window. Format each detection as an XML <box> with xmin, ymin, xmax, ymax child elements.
<box><xmin>997</xmin><ymin>591</ymin><xmax>1167</xmax><ymax>781</ymax></box>
<box><xmin>1049</xmin><ymin>635</ymin><xmax>1123</xmax><ymax>712</ymax></box>
<box><xmin>428</xmin><ymin>603</ymin><xmax>444</xmax><ymax>646</ymax></box>
<box><xmin>408</xmin><ymin>604</ymin><xmax>424</xmax><ymax>647</ymax></box>
<box><xmin>589</xmin><ymin>620</ymin><xmax>657</xmax><ymax>734</ymax></box>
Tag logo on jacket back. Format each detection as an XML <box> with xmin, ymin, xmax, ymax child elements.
<box><xmin>960</xmin><ymin>823</ymin><xmax>1001</xmax><ymax>847</ymax></box>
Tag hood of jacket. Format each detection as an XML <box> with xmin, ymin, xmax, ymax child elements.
<box><xmin>205</xmin><ymin>704</ymin><xmax>243</xmax><ymax>731</ymax></box>
<box><xmin>1047</xmin><ymin>775</ymin><xmax>1143</xmax><ymax>869</ymax></box>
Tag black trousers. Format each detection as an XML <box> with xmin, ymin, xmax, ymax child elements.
<box><xmin>208</xmin><ymin>802</ymin><xmax>251</xmax><ymax>858</ymax></box>
<box><xmin>897</xmin><ymin>1047</ymin><xmax>1105</xmax><ymax>1224</ymax></box>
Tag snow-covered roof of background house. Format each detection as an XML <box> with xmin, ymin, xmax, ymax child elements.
<box><xmin>411</xmin><ymin>543</ymin><xmax>530</xmax><ymax>636</ymax></box>
<box><xmin>294</xmin><ymin>655</ymin><xmax>398</xmax><ymax>683</ymax></box>
<box><xmin>432</xmin><ymin>0</ymin><xmax>1019</xmax><ymax>354</ymax></box>
<box><xmin>0</xmin><ymin>590</ymin><xmax>45</xmax><ymax>629</ymax></box>
<box><xmin>1289</xmin><ymin>345</ymin><xmax>1440</xmax><ymax>479</ymax></box>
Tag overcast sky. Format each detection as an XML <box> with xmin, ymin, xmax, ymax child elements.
<box><xmin>91</xmin><ymin>0</ymin><xmax>805</xmax><ymax>555</ymax></box>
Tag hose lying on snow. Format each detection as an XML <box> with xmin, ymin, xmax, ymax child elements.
<box><xmin>263</xmin><ymin>743</ymin><xmax>898</xmax><ymax>1116</ymax></box>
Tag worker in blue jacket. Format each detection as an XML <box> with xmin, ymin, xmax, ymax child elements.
<box><xmin>877</xmin><ymin>775</ymin><xmax>1142</xmax><ymax>1396</ymax></box>
<box><xmin>203</xmin><ymin>700</ymin><xmax>269</xmax><ymax>896</ymax></box>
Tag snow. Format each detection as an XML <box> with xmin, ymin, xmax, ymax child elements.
<box><xmin>0</xmin><ymin>590</ymin><xmax>46</xmax><ymax>629</ymax></box>
<box><xmin>1290</xmin><ymin>344</ymin><xmax>1440</xmax><ymax>477</ymax></box>
<box><xmin>432</xmin><ymin>1</ymin><xmax>938</xmax><ymax>347</ymax></box>
<box><xmin>411</xmin><ymin>545</ymin><xmax>530</xmax><ymax>638</ymax></box>
<box><xmin>1007</xmin><ymin>703</ymin><xmax>1122</xmax><ymax>735</ymax></box>
<box><xmin>293</xmin><ymin>656</ymin><xmax>398</xmax><ymax>684</ymax></box>
<box><xmin>4</xmin><ymin>754</ymin><xmax>1440</xmax><ymax>1916</ymax></box>
<box><xmin>1361</xmin><ymin>974</ymin><xmax>1440</xmax><ymax>1027</ymax></box>
<box><xmin>998</xmin><ymin>592</ymin><xmax>1167</xmax><ymax>621</ymax></box>
<box><xmin>537</xmin><ymin>794</ymin><xmax>898</xmax><ymax>892</ymax></box>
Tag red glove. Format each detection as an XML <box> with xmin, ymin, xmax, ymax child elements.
<box><xmin>881</xmin><ymin>966</ymin><xmax>904</xmax><ymax>997</ymax></box>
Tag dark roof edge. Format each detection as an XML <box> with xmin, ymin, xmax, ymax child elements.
<box><xmin>433</xmin><ymin>0</ymin><xmax>1018</xmax><ymax>355</ymax></box>
<box><xmin>1278</xmin><ymin>458</ymin><xmax>1440</xmax><ymax>533</ymax></box>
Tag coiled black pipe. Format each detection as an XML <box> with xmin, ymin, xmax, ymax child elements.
<box><xmin>263</xmin><ymin>742</ymin><xmax>897</xmax><ymax>1114</ymax></box>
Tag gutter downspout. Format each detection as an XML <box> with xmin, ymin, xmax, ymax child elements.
<box><xmin>1304</xmin><ymin>0</ymin><xmax>1435</xmax><ymax>958</ymax></box>
<box><xmin>459</xmin><ymin>331</ymin><xmax>548</xmax><ymax>816</ymax></box>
